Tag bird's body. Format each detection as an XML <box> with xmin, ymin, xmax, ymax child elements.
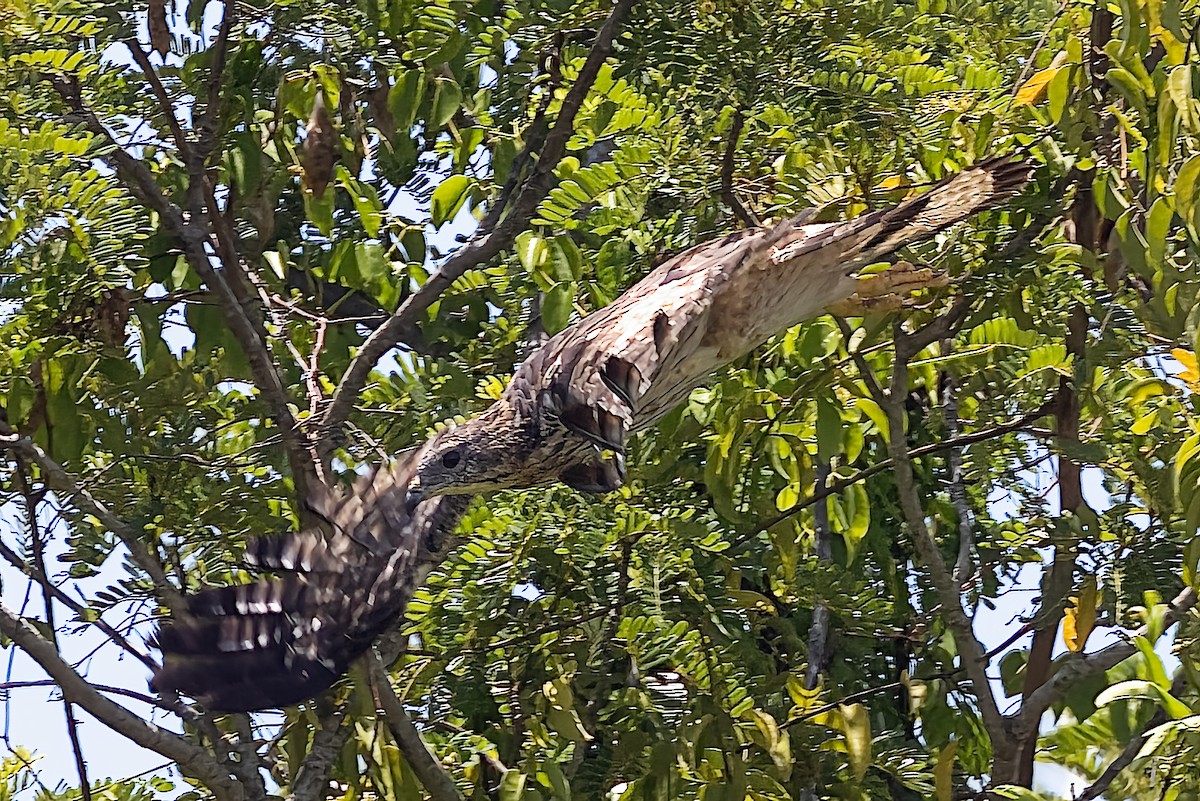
<box><xmin>409</xmin><ymin>157</ymin><xmax>1032</xmax><ymax>500</ymax></box>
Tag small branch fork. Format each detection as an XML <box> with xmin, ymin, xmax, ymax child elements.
<box><xmin>52</xmin><ymin>1</ymin><xmax>320</xmax><ymax>500</ymax></box>
<box><xmin>826</xmin><ymin>282</ymin><xmax>1199</xmax><ymax>787</ymax></box>
<box><xmin>319</xmin><ymin>0</ymin><xmax>640</xmax><ymax>446</ymax></box>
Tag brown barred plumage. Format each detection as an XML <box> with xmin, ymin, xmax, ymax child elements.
<box><xmin>150</xmin><ymin>456</ymin><xmax>469</xmax><ymax>712</ymax></box>
<box><xmin>407</xmin><ymin>156</ymin><xmax>1033</xmax><ymax>502</ymax></box>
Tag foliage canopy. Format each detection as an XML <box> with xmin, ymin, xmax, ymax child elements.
<box><xmin>2</xmin><ymin>0</ymin><xmax>1200</xmax><ymax>799</ymax></box>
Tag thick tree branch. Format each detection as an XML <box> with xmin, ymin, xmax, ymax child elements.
<box><xmin>877</xmin><ymin>321</ymin><xmax>1011</xmax><ymax>763</ymax></box>
<box><xmin>321</xmin><ymin>0</ymin><xmax>639</xmax><ymax>439</ymax></box>
<box><xmin>0</xmin><ymin>603</ymin><xmax>243</xmax><ymax>800</ymax></box>
<box><xmin>50</xmin><ymin>75</ymin><xmax>317</xmax><ymax>499</ymax></box>
<box><xmin>368</xmin><ymin>654</ymin><xmax>466</xmax><ymax>801</ymax></box>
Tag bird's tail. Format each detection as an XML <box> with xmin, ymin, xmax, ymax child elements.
<box><xmin>150</xmin><ymin>460</ymin><xmax>469</xmax><ymax>713</ymax></box>
<box><xmin>856</xmin><ymin>156</ymin><xmax>1033</xmax><ymax>258</ymax></box>
<box><xmin>766</xmin><ymin>156</ymin><xmax>1033</xmax><ymax>268</ymax></box>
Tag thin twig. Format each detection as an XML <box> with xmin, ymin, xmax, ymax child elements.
<box><xmin>0</xmin><ymin>428</ymin><xmax>186</xmax><ymax>614</ymax></box>
<box><xmin>124</xmin><ymin>41</ymin><xmax>194</xmax><ymax>164</ymax></box>
<box><xmin>0</xmin><ymin>539</ymin><xmax>158</xmax><ymax>671</ymax></box>
<box><xmin>731</xmin><ymin>398</ymin><xmax>1054</xmax><ymax>548</ymax></box>
<box><xmin>16</xmin><ymin>463</ymin><xmax>91</xmax><ymax>801</ymax></box>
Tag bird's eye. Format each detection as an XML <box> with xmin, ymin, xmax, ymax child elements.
<box><xmin>441</xmin><ymin>450</ymin><xmax>461</xmax><ymax>469</ymax></box>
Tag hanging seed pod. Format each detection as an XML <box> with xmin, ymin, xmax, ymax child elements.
<box><xmin>148</xmin><ymin>0</ymin><xmax>170</xmax><ymax>57</ymax></box>
<box><xmin>302</xmin><ymin>90</ymin><xmax>337</xmax><ymax>198</ymax></box>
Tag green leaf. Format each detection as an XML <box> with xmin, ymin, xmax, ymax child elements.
<box><xmin>431</xmin><ymin>175</ymin><xmax>472</xmax><ymax>227</ymax></box>
<box><xmin>855</xmin><ymin>397</ymin><xmax>889</xmax><ymax>442</ymax></box>
<box><xmin>1175</xmin><ymin>154</ymin><xmax>1200</xmax><ymax>234</ymax></box>
<box><xmin>816</xmin><ymin>395</ymin><xmax>841</xmax><ymax>461</ymax></box>
<box><xmin>838</xmin><ymin>483</ymin><xmax>870</xmax><ymax>564</ymax></box>
<box><xmin>342</xmin><ymin>172</ymin><xmax>384</xmax><ymax>238</ymax></box>
<box><xmin>551</xmin><ymin>236</ymin><xmax>584</xmax><ymax>281</ymax></box>
<box><xmin>303</xmin><ymin>188</ymin><xmax>335</xmax><ymax>236</ymax></box>
<box><xmin>501</xmin><ymin>767</ymin><xmax>530</xmax><ymax>801</ymax></box>
<box><xmin>1167</xmin><ymin>65</ymin><xmax>1195</xmax><ymax>130</ymax></box>
<box><xmin>838</xmin><ymin>703</ymin><xmax>871</xmax><ymax>781</ymax></box>
<box><xmin>430</xmin><ymin>75</ymin><xmax>463</xmax><ymax>128</ymax></box>
<box><xmin>388</xmin><ymin>69</ymin><xmax>425</xmax><ymax>132</ymax></box>
<box><xmin>1096</xmin><ymin>679</ymin><xmax>1193</xmax><ymax>720</ymax></box>
<box><xmin>541</xmin><ymin>283</ymin><xmax>575</xmax><ymax>335</ymax></box>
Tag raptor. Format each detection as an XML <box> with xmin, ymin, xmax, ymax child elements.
<box><xmin>406</xmin><ymin>156</ymin><xmax>1032</xmax><ymax>507</ymax></box>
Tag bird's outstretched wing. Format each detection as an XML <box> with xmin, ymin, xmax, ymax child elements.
<box><xmin>505</xmin><ymin>227</ymin><xmax>763</xmax><ymax>491</ymax></box>
<box><xmin>504</xmin><ymin>157</ymin><xmax>1032</xmax><ymax>488</ymax></box>
<box><xmin>151</xmin><ymin>458</ymin><xmax>469</xmax><ymax>712</ymax></box>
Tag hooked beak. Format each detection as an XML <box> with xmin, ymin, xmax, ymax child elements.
<box><xmin>404</xmin><ymin>487</ymin><xmax>424</xmax><ymax>515</ymax></box>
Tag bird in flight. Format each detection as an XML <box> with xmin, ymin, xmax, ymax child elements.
<box><xmin>152</xmin><ymin>156</ymin><xmax>1031</xmax><ymax>712</ymax></box>
<box><xmin>405</xmin><ymin>156</ymin><xmax>1032</xmax><ymax>508</ymax></box>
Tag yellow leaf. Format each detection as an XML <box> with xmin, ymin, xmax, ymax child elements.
<box><xmin>876</xmin><ymin>175</ymin><xmax>904</xmax><ymax>190</ymax></box>
<box><xmin>1062</xmin><ymin>576</ymin><xmax>1099</xmax><ymax>653</ymax></box>
<box><xmin>838</xmin><ymin>703</ymin><xmax>872</xmax><ymax>781</ymax></box>
<box><xmin>1172</xmin><ymin>348</ymin><xmax>1200</xmax><ymax>385</ymax></box>
<box><xmin>1013</xmin><ymin>51</ymin><xmax>1069</xmax><ymax>106</ymax></box>
<box><xmin>1014</xmin><ymin>67</ymin><xmax>1061</xmax><ymax>105</ymax></box>
<box><xmin>935</xmin><ymin>741</ymin><xmax>958</xmax><ymax>801</ymax></box>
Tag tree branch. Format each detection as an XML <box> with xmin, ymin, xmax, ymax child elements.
<box><xmin>805</xmin><ymin>459</ymin><xmax>833</xmax><ymax>690</ymax></box>
<box><xmin>0</xmin><ymin>428</ymin><xmax>186</xmax><ymax>615</ymax></box>
<box><xmin>289</xmin><ymin>709</ymin><xmax>351</xmax><ymax>801</ymax></box>
<box><xmin>124</xmin><ymin>40</ymin><xmax>194</xmax><ymax>164</ymax></box>
<box><xmin>1075</xmin><ymin>674</ymin><xmax>1185</xmax><ymax>800</ymax></box>
<box><xmin>943</xmin><ymin>369</ymin><xmax>975</xmax><ymax>585</ymax></box>
<box><xmin>321</xmin><ymin>0</ymin><xmax>639</xmax><ymax>439</ymax></box>
<box><xmin>50</xmin><ymin>74</ymin><xmax>318</xmax><ymax>501</ymax></box>
<box><xmin>1016</xmin><ymin>585</ymin><xmax>1198</xmax><ymax>738</ymax></box>
<box><xmin>720</xmin><ymin>108</ymin><xmax>759</xmax><ymax>227</ymax></box>
<box><xmin>877</xmin><ymin>321</ymin><xmax>1011</xmax><ymax>762</ymax></box>
<box><xmin>368</xmin><ymin>653</ymin><xmax>466</xmax><ymax>801</ymax></box>
<box><xmin>0</xmin><ymin>538</ymin><xmax>159</xmax><ymax>672</ymax></box>
<box><xmin>197</xmin><ymin>1</ymin><xmax>236</xmax><ymax>156</ymax></box>
<box><xmin>0</xmin><ymin>603</ymin><xmax>243</xmax><ymax>800</ymax></box>
<box><xmin>732</xmin><ymin>397</ymin><xmax>1054</xmax><ymax>548</ymax></box>
<box><xmin>16</xmin><ymin>462</ymin><xmax>91</xmax><ymax>801</ymax></box>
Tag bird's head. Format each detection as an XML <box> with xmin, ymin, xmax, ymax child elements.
<box><xmin>405</xmin><ymin>404</ymin><xmax>540</xmax><ymax>511</ymax></box>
